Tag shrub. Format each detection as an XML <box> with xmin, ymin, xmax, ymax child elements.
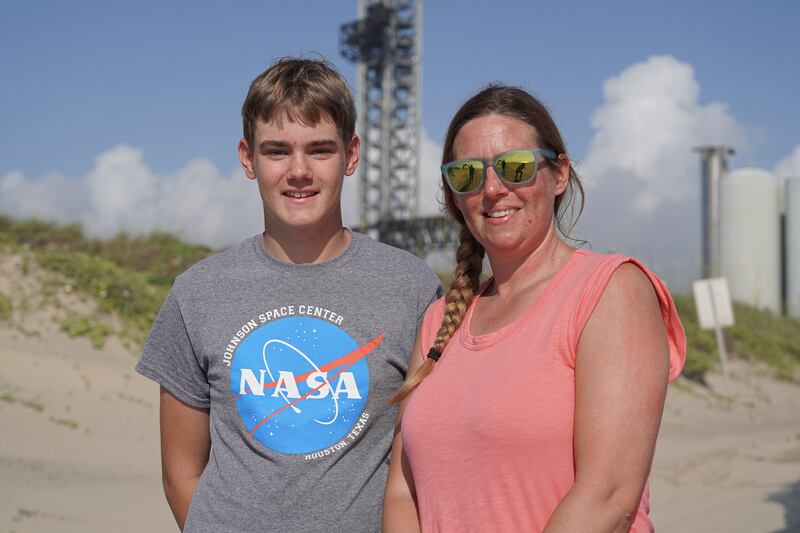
<box><xmin>673</xmin><ymin>294</ymin><xmax>800</xmax><ymax>382</ymax></box>
<box><xmin>0</xmin><ymin>292</ymin><xmax>11</xmax><ymax>321</ymax></box>
<box><xmin>60</xmin><ymin>313</ymin><xmax>112</xmax><ymax>349</ymax></box>
<box><xmin>35</xmin><ymin>250</ymin><xmax>167</xmax><ymax>335</ymax></box>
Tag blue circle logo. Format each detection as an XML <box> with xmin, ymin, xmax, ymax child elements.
<box><xmin>230</xmin><ymin>317</ymin><xmax>371</xmax><ymax>454</ymax></box>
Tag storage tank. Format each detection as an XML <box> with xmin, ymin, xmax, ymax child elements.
<box><xmin>719</xmin><ymin>167</ymin><xmax>781</xmax><ymax>313</ymax></box>
<box><xmin>787</xmin><ymin>176</ymin><xmax>800</xmax><ymax>318</ymax></box>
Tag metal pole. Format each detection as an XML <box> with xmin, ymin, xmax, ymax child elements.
<box><xmin>707</xmin><ymin>282</ymin><xmax>731</xmax><ymax>397</ymax></box>
<box><xmin>695</xmin><ymin>145</ymin><xmax>734</xmax><ymax>278</ymax></box>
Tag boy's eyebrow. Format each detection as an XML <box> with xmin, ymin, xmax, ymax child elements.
<box><xmin>307</xmin><ymin>139</ymin><xmax>339</xmax><ymax>147</ymax></box>
<box><xmin>259</xmin><ymin>139</ymin><xmax>339</xmax><ymax>151</ymax></box>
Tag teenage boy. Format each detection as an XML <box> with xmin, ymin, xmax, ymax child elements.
<box><xmin>136</xmin><ymin>57</ymin><xmax>441</xmax><ymax>532</ymax></box>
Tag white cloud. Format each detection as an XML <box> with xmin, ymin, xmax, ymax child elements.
<box><xmin>1</xmin><ymin>132</ymin><xmax>445</xmax><ymax>249</ymax></box>
<box><xmin>0</xmin><ymin>170</ymin><xmax>88</xmax><ymax>226</ymax></box>
<box><xmin>575</xmin><ymin>55</ymin><xmax>748</xmax><ymax>289</ymax></box>
<box><xmin>0</xmin><ymin>145</ymin><xmax>263</xmax><ymax>248</ymax></box>
<box><xmin>775</xmin><ymin>145</ymin><xmax>800</xmax><ymax>179</ymax></box>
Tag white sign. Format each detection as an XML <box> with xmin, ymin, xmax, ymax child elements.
<box><xmin>692</xmin><ymin>277</ymin><xmax>735</xmax><ymax>330</ymax></box>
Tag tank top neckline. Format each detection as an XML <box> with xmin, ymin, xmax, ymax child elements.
<box><xmin>459</xmin><ymin>248</ymin><xmax>586</xmax><ymax>351</ymax></box>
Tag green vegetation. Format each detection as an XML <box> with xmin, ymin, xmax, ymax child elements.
<box><xmin>672</xmin><ymin>295</ymin><xmax>719</xmax><ymax>380</ymax></box>
<box><xmin>49</xmin><ymin>416</ymin><xmax>79</xmax><ymax>429</ymax></box>
<box><xmin>728</xmin><ymin>302</ymin><xmax>800</xmax><ymax>380</ymax></box>
<box><xmin>0</xmin><ymin>215</ymin><xmax>215</xmax><ymax>346</ymax></box>
<box><xmin>37</xmin><ymin>250</ymin><xmax>167</xmax><ymax>334</ymax></box>
<box><xmin>673</xmin><ymin>294</ymin><xmax>800</xmax><ymax>382</ymax></box>
<box><xmin>60</xmin><ymin>313</ymin><xmax>113</xmax><ymax>349</ymax></box>
<box><xmin>0</xmin><ymin>291</ymin><xmax>12</xmax><ymax>320</ymax></box>
<box><xmin>0</xmin><ymin>215</ymin><xmax>213</xmax><ymax>285</ymax></box>
<box><xmin>21</xmin><ymin>399</ymin><xmax>44</xmax><ymax>412</ymax></box>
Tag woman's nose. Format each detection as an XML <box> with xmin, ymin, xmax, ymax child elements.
<box><xmin>482</xmin><ymin>165</ymin><xmax>507</xmax><ymax>197</ymax></box>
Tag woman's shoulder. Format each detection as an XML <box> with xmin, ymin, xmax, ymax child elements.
<box><xmin>571</xmin><ymin>250</ymin><xmax>686</xmax><ymax>381</ymax></box>
<box><xmin>571</xmin><ymin>248</ymin><xmax>633</xmax><ymax>270</ymax></box>
<box><xmin>569</xmin><ymin>249</ymin><xmax>665</xmax><ymax>288</ymax></box>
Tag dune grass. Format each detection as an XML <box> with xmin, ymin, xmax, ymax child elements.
<box><xmin>0</xmin><ymin>291</ymin><xmax>12</xmax><ymax>321</ymax></box>
<box><xmin>672</xmin><ymin>294</ymin><xmax>800</xmax><ymax>381</ymax></box>
<box><xmin>0</xmin><ymin>215</ymin><xmax>213</xmax><ymax>285</ymax></box>
<box><xmin>0</xmin><ymin>216</ymin><xmax>213</xmax><ymax>346</ymax></box>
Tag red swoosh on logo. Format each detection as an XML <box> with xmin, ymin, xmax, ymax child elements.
<box><xmin>231</xmin><ymin>333</ymin><xmax>384</xmax><ymax>438</ymax></box>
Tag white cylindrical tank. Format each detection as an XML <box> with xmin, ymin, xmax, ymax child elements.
<box><xmin>719</xmin><ymin>167</ymin><xmax>781</xmax><ymax>313</ymax></box>
<box><xmin>787</xmin><ymin>176</ymin><xmax>800</xmax><ymax>318</ymax></box>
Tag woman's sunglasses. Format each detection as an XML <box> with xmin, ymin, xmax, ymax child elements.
<box><xmin>441</xmin><ymin>148</ymin><xmax>557</xmax><ymax>195</ymax></box>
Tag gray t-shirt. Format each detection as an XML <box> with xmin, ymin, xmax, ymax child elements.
<box><xmin>136</xmin><ymin>231</ymin><xmax>440</xmax><ymax>533</ymax></box>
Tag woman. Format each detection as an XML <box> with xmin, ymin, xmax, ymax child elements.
<box><xmin>382</xmin><ymin>85</ymin><xmax>685</xmax><ymax>532</ymax></box>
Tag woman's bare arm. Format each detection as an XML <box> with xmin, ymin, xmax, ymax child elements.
<box><xmin>544</xmin><ymin>263</ymin><xmax>670</xmax><ymax>532</ymax></box>
<box><xmin>382</xmin><ymin>335</ymin><xmax>425</xmax><ymax>533</ymax></box>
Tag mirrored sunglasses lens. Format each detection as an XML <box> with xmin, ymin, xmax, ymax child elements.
<box><xmin>497</xmin><ymin>151</ymin><xmax>536</xmax><ymax>183</ymax></box>
<box><xmin>446</xmin><ymin>161</ymin><xmax>484</xmax><ymax>193</ymax></box>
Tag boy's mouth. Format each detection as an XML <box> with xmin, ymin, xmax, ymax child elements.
<box><xmin>284</xmin><ymin>191</ymin><xmax>317</xmax><ymax>199</ymax></box>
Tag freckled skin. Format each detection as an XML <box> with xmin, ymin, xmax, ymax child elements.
<box><xmin>451</xmin><ymin>115</ymin><xmax>567</xmax><ymax>262</ymax></box>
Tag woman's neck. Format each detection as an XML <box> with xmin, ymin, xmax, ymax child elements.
<box><xmin>486</xmin><ymin>220</ymin><xmax>573</xmax><ymax>298</ymax></box>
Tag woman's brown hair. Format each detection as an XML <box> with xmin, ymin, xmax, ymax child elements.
<box><xmin>391</xmin><ymin>85</ymin><xmax>584</xmax><ymax>404</ymax></box>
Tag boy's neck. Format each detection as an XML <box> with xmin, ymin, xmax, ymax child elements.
<box><xmin>261</xmin><ymin>224</ymin><xmax>351</xmax><ymax>265</ymax></box>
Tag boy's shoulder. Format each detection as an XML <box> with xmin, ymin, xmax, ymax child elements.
<box><xmin>172</xmin><ymin>235</ymin><xmax>259</xmax><ymax>291</ymax></box>
<box><xmin>169</xmin><ymin>231</ymin><xmax>440</xmax><ymax>296</ymax></box>
<box><xmin>351</xmin><ymin>231</ymin><xmax>436</xmax><ymax>276</ymax></box>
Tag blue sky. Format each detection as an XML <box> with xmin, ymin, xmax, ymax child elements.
<box><xmin>1</xmin><ymin>0</ymin><xmax>799</xmax><ymax>285</ymax></box>
<box><xmin>2</xmin><ymin>1</ymin><xmax>797</xmax><ymax>177</ymax></box>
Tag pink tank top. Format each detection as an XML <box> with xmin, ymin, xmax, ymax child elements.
<box><xmin>401</xmin><ymin>250</ymin><xmax>686</xmax><ymax>532</ymax></box>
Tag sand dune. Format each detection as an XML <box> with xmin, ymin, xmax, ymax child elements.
<box><xmin>1</xmin><ymin>250</ymin><xmax>799</xmax><ymax>532</ymax></box>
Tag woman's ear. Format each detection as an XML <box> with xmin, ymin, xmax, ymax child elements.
<box><xmin>553</xmin><ymin>153</ymin><xmax>570</xmax><ymax>195</ymax></box>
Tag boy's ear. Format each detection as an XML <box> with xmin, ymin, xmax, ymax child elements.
<box><xmin>344</xmin><ymin>134</ymin><xmax>360</xmax><ymax>177</ymax></box>
<box><xmin>238</xmin><ymin>138</ymin><xmax>256</xmax><ymax>180</ymax></box>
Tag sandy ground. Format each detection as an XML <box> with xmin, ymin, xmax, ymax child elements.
<box><xmin>651</xmin><ymin>363</ymin><xmax>800</xmax><ymax>532</ymax></box>
<box><xmin>3</xmin><ymin>333</ymin><xmax>798</xmax><ymax>532</ymax></box>
<box><xmin>0</xmin><ymin>327</ymin><xmax>172</xmax><ymax>533</ymax></box>
<box><xmin>1</xmin><ymin>251</ymin><xmax>799</xmax><ymax>532</ymax></box>
<box><xmin>0</xmin><ymin>251</ymin><xmax>174</xmax><ymax>532</ymax></box>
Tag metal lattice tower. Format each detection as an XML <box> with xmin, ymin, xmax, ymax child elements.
<box><xmin>341</xmin><ymin>0</ymin><xmax>422</xmax><ymax>228</ymax></box>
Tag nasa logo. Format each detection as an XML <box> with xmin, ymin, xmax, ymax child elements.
<box><xmin>229</xmin><ymin>316</ymin><xmax>377</xmax><ymax>454</ymax></box>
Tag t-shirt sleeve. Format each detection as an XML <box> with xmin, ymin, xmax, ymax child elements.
<box><xmin>417</xmin><ymin>275</ymin><xmax>443</xmax><ymax>325</ymax></box>
<box><xmin>573</xmin><ymin>256</ymin><xmax>686</xmax><ymax>382</ymax></box>
<box><xmin>419</xmin><ymin>297</ymin><xmax>446</xmax><ymax>361</ymax></box>
<box><xmin>135</xmin><ymin>289</ymin><xmax>210</xmax><ymax>408</ymax></box>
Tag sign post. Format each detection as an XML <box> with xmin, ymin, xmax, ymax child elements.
<box><xmin>692</xmin><ymin>277</ymin><xmax>735</xmax><ymax>397</ymax></box>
